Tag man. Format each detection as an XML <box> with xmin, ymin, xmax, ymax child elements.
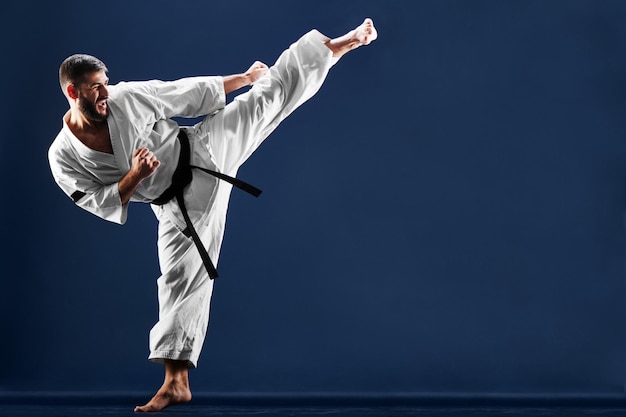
<box><xmin>48</xmin><ymin>18</ymin><xmax>377</xmax><ymax>412</ymax></box>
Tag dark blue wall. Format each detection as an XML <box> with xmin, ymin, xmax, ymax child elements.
<box><xmin>2</xmin><ymin>0</ymin><xmax>626</xmax><ymax>395</ymax></box>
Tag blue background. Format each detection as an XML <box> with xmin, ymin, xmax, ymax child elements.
<box><xmin>2</xmin><ymin>0</ymin><xmax>626</xmax><ymax>397</ymax></box>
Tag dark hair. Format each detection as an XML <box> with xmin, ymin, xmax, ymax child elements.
<box><xmin>59</xmin><ymin>54</ymin><xmax>108</xmax><ymax>90</ymax></box>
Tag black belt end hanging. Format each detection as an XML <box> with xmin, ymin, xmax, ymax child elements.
<box><xmin>176</xmin><ymin>193</ymin><xmax>219</xmax><ymax>280</ymax></box>
<box><xmin>153</xmin><ymin>130</ymin><xmax>262</xmax><ymax>280</ymax></box>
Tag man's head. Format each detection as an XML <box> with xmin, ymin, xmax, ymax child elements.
<box><xmin>59</xmin><ymin>54</ymin><xmax>110</xmax><ymax>122</ymax></box>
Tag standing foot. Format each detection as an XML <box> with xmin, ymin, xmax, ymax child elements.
<box><xmin>134</xmin><ymin>379</ymin><xmax>192</xmax><ymax>412</ymax></box>
<box><xmin>325</xmin><ymin>18</ymin><xmax>378</xmax><ymax>58</ymax></box>
<box><xmin>134</xmin><ymin>359</ymin><xmax>192</xmax><ymax>412</ymax></box>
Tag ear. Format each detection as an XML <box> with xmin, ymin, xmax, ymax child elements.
<box><xmin>66</xmin><ymin>84</ymin><xmax>79</xmax><ymax>100</ymax></box>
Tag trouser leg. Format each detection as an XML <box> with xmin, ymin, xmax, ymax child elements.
<box><xmin>148</xmin><ymin>190</ymin><xmax>227</xmax><ymax>368</ymax></box>
<box><xmin>197</xmin><ymin>29</ymin><xmax>335</xmax><ymax>175</ymax></box>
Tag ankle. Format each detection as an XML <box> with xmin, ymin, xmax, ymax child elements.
<box><xmin>163</xmin><ymin>360</ymin><xmax>190</xmax><ymax>385</ymax></box>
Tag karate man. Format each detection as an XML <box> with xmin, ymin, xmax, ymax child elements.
<box><xmin>48</xmin><ymin>18</ymin><xmax>377</xmax><ymax>412</ymax></box>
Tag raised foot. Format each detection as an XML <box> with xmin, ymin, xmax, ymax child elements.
<box><xmin>134</xmin><ymin>381</ymin><xmax>192</xmax><ymax>413</ymax></box>
<box><xmin>355</xmin><ymin>18</ymin><xmax>378</xmax><ymax>46</ymax></box>
<box><xmin>325</xmin><ymin>18</ymin><xmax>378</xmax><ymax>58</ymax></box>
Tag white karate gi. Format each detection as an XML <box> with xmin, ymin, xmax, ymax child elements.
<box><xmin>49</xmin><ymin>30</ymin><xmax>334</xmax><ymax>368</ymax></box>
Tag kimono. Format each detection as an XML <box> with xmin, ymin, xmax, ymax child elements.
<box><xmin>49</xmin><ymin>29</ymin><xmax>334</xmax><ymax>367</ymax></box>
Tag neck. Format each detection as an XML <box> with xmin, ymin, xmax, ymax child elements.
<box><xmin>66</xmin><ymin>108</ymin><xmax>106</xmax><ymax>133</ymax></box>
<box><xmin>64</xmin><ymin>108</ymin><xmax>113</xmax><ymax>154</ymax></box>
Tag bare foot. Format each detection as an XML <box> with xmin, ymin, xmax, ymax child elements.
<box><xmin>354</xmin><ymin>18</ymin><xmax>378</xmax><ymax>46</ymax></box>
<box><xmin>134</xmin><ymin>378</ymin><xmax>192</xmax><ymax>412</ymax></box>
<box><xmin>325</xmin><ymin>18</ymin><xmax>378</xmax><ymax>58</ymax></box>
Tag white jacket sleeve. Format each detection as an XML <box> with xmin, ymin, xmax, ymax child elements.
<box><xmin>48</xmin><ymin>144</ymin><xmax>128</xmax><ymax>225</ymax></box>
<box><xmin>111</xmin><ymin>76</ymin><xmax>226</xmax><ymax>125</ymax></box>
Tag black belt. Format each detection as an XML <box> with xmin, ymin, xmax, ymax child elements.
<box><xmin>152</xmin><ymin>130</ymin><xmax>262</xmax><ymax>279</ymax></box>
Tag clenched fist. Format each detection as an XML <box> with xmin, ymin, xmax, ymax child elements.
<box><xmin>131</xmin><ymin>147</ymin><xmax>161</xmax><ymax>181</ymax></box>
<box><xmin>245</xmin><ymin>61</ymin><xmax>269</xmax><ymax>85</ymax></box>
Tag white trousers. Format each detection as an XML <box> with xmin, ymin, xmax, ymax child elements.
<box><xmin>148</xmin><ymin>29</ymin><xmax>335</xmax><ymax>368</ymax></box>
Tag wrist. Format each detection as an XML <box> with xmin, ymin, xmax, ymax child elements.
<box><xmin>223</xmin><ymin>73</ymin><xmax>252</xmax><ymax>94</ymax></box>
<box><xmin>242</xmin><ymin>72</ymin><xmax>253</xmax><ymax>87</ymax></box>
<box><xmin>127</xmin><ymin>167</ymin><xmax>147</xmax><ymax>187</ymax></box>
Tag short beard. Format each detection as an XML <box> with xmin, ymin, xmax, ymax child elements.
<box><xmin>78</xmin><ymin>97</ymin><xmax>108</xmax><ymax>122</ymax></box>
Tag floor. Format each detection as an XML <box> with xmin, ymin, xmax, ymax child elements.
<box><xmin>2</xmin><ymin>404</ymin><xmax>626</xmax><ymax>417</ymax></box>
<box><xmin>3</xmin><ymin>393</ymin><xmax>626</xmax><ymax>417</ymax></box>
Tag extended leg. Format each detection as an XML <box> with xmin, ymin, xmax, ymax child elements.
<box><xmin>203</xmin><ymin>18</ymin><xmax>378</xmax><ymax>176</ymax></box>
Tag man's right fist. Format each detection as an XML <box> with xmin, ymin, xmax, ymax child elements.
<box><xmin>132</xmin><ymin>147</ymin><xmax>161</xmax><ymax>180</ymax></box>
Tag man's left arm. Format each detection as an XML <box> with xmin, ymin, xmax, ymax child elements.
<box><xmin>115</xmin><ymin>62</ymin><xmax>270</xmax><ymax>122</ymax></box>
